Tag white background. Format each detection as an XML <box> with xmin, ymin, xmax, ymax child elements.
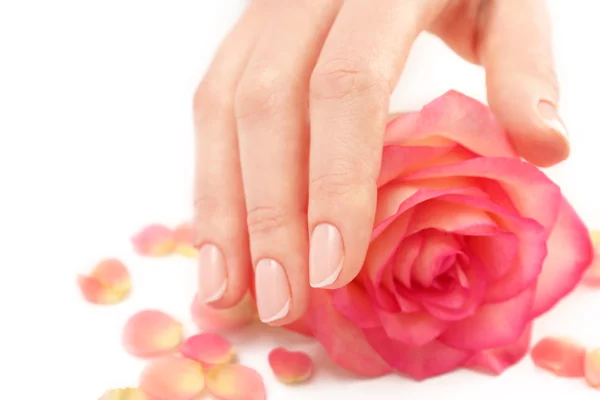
<box><xmin>1</xmin><ymin>1</ymin><xmax>600</xmax><ymax>399</ymax></box>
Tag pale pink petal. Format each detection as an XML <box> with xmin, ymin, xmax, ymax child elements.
<box><xmin>364</xmin><ymin>328</ymin><xmax>472</xmax><ymax>380</ymax></box>
<box><xmin>180</xmin><ymin>333</ymin><xmax>235</xmax><ymax>366</ymax></box>
<box><xmin>268</xmin><ymin>347</ymin><xmax>313</xmax><ymax>384</ymax></box>
<box><xmin>205</xmin><ymin>364</ymin><xmax>266</xmax><ymax>400</ymax></box>
<box><xmin>139</xmin><ymin>356</ymin><xmax>204</xmax><ymax>400</ymax></box>
<box><xmin>131</xmin><ymin>224</ymin><xmax>175</xmax><ymax>257</ymax></box>
<box><xmin>402</xmin><ymin>157</ymin><xmax>561</xmax><ymax>232</ymax></box>
<box><xmin>465</xmin><ymin>324</ymin><xmax>532</xmax><ymax>375</ymax></box>
<box><xmin>376</xmin><ymin>310</ymin><xmax>448</xmax><ymax>346</ymax></box>
<box><xmin>173</xmin><ymin>222</ymin><xmax>198</xmax><ymax>258</ymax></box>
<box><xmin>532</xmin><ymin>199</ymin><xmax>594</xmax><ymax>316</ymax></box>
<box><xmin>332</xmin><ymin>283</ymin><xmax>381</xmax><ymax>329</ymax></box>
<box><xmin>191</xmin><ymin>292</ymin><xmax>256</xmax><ymax>331</ymax></box>
<box><xmin>438</xmin><ymin>287</ymin><xmax>535</xmax><ymax>350</ymax></box>
<box><xmin>392</xmin><ymin>234</ymin><xmax>423</xmax><ymax>288</ymax></box>
<box><xmin>385</xmin><ymin>90</ymin><xmax>517</xmax><ymax>158</ymax></box>
<box><xmin>122</xmin><ymin>310</ymin><xmax>183</xmax><ymax>358</ymax></box>
<box><xmin>91</xmin><ymin>258</ymin><xmax>131</xmax><ymax>294</ymax></box>
<box><xmin>411</xmin><ymin>231</ymin><xmax>462</xmax><ymax>287</ymax></box>
<box><xmin>585</xmin><ymin>348</ymin><xmax>600</xmax><ymax>389</ymax></box>
<box><xmin>531</xmin><ymin>337</ymin><xmax>585</xmax><ymax>377</ymax></box>
<box><xmin>307</xmin><ymin>289</ymin><xmax>393</xmax><ymax>377</ymax></box>
<box><xmin>77</xmin><ymin>275</ymin><xmax>128</xmax><ymax>305</ymax></box>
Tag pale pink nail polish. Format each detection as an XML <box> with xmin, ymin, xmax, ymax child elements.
<box><xmin>197</xmin><ymin>244</ymin><xmax>227</xmax><ymax>303</ymax></box>
<box><xmin>255</xmin><ymin>259</ymin><xmax>290</xmax><ymax>323</ymax></box>
<box><xmin>538</xmin><ymin>100</ymin><xmax>568</xmax><ymax>138</ymax></box>
<box><xmin>309</xmin><ymin>223</ymin><xmax>344</xmax><ymax>288</ymax></box>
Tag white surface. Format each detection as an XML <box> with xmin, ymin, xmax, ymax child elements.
<box><xmin>1</xmin><ymin>1</ymin><xmax>600</xmax><ymax>398</ymax></box>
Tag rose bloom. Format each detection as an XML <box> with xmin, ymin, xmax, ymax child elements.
<box><xmin>290</xmin><ymin>91</ymin><xmax>593</xmax><ymax>379</ymax></box>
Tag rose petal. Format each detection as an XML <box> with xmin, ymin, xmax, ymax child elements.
<box><xmin>173</xmin><ymin>222</ymin><xmax>198</xmax><ymax>258</ymax></box>
<box><xmin>268</xmin><ymin>347</ymin><xmax>313</xmax><ymax>384</ymax></box>
<box><xmin>307</xmin><ymin>289</ymin><xmax>393</xmax><ymax>377</ymax></box>
<box><xmin>585</xmin><ymin>348</ymin><xmax>600</xmax><ymax>389</ymax></box>
<box><xmin>131</xmin><ymin>224</ymin><xmax>175</xmax><ymax>257</ymax></box>
<box><xmin>532</xmin><ymin>200</ymin><xmax>594</xmax><ymax>316</ymax></box>
<box><xmin>140</xmin><ymin>356</ymin><xmax>204</xmax><ymax>400</ymax></box>
<box><xmin>191</xmin><ymin>292</ymin><xmax>256</xmax><ymax>331</ymax></box>
<box><xmin>391</xmin><ymin>233</ymin><xmax>423</xmax><ymax>288</ymax></box>
<box><xmin>77</xmin><ymin>275</ymin><xmax>127</xmax><ymax>305</ymax></box>
<box><xmin>376</xmin><ymin>309</ymin><xmax>448</xmax><ymax>346</ymax></box>
<box><xmin>180</xmin><ymin>333</ymin><xmax>235</xmax><ymax>366</ymax></box>
<box><xmin>123</xmin><ymin>310</ymin><xmax>183</xmax><ymax>358</ymax></box>
<box><xmin>411</xmin><ymin>231</ymin><xmax>462</xmax><ymax>287</ymax></box>
<box><xmin>100</xmin><ymin>388</ymin><xmax>150</xmax><ymax>400</ymax></box>
<box><xmin>530</xmin><ymin>337</ymin><xmax>585</xmax><ymax>377</ymax></box>
<box><xmin>378</xmin><ymin>145</ymin><xmax>456</xmax><ymax>187</ymax></box>
<box><xmin>466</xmin><ymin>231</ymin><xmax>518</xmax><ymax>280</ymax></box>
<box><xmin>91</xmin><ymin>258</ymin><xmax>131</xmax><ymax>294</ymax></box>
<box><xmin>465</xmin><ymin>324</ymin><xmax>532</xmax><ymax>375</ymax></box>
<box><xmin>206</xmin><ymin>364</ymin><xmax>266</xmax><ymax>400</ymax></box>
<box><xmin>438</xmin><ymin>287</ymin><xmax>535</xmax><ymax>350</ymax></box>
<box><xmin>332</xmin><ymin>283</ymin><xmax>381</xmax><ymax>329</ymax></box>
<box><xmin>364</xmin><ymin>328</ymin><xmax>471</xmax><ymax>380</ymax></box>
<box><xmin>283</xmin><ymin>315</ymin><xmax>313</xmax><ymax>336</ymax></box>
<box><xmin>385</xmin><ymin>90</ymin><xmax>517</xmax><ymax>159</ymax></box>
<box><xmin>581</xmin><ymin>230</ymin><xmax>600</xmax><ymax>287</ymax></box>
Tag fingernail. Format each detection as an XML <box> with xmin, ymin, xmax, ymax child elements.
<box><xmin>309</xmin><ymin>223</ymin><xmax>344</xmax><ymax>288</ymax></box>
<box><xmin>538</xmin><ymin>100</ymin><xmax>568</xmax><ymax>138</ymax></box>
<box><xmin>255</xmin><ymin>259</ymin><xmax>291</xmax><ymax>323</ymax></box>
<box><xmin>197</xmin><ymin>244</ymin><xmax>227</xmax><ymax>303</ymax></box>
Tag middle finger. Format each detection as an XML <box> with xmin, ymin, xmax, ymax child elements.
<box><xmin>235</xmin><ymin>0</ymin><xmax>341</xmax><ymax>324</ymax></box>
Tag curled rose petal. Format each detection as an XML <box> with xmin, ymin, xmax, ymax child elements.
<box><xmin>191</xmin><ymin>292</ymin><xmax>256</xmax><ymax>331</ymax></box>
<box><xmin>268</xmin><ymin>347</ymin><xmax>313</xmax><ymax>384</ymax></box>
<box><xmin>123</xmin><ymin>310</ymin><xmax>183</xmax><ymax>358</ymax></box>
<box><xmin>530</xmin><ymin>337</ymin><xmax>585</xmax><ymax>377</ymax></box>
<box><xmin>78</xmin><ymin>258</ymin><xmax>131</xmax><ymax>305</ymax></box>
<box><xmin>180</xmin><ymin>333</ymin><xmax>235</xmax><ymax>366</ymax></box>
<box><xmin>206</xmin><ymin>364</ymin><xmax>266</xmax><ymax>400</ymax></box>
<box><xmin>131</xmin><ymin>224</ymin><xmax>175</xmax><ymax>257</ymax></box>
<box><xmin>582</xmin><ymin>230</ymin><xmax>600</xmax><ymax>287</ymax></box>
<box><xmin>173</xmin><ymin>222</ymin><xmax>198</xmax><ymax>258</ymax></box>
<box><xmin>139</xmin><ymin>356</ymin><xmax>204</xmax><ymax>400</ymax></box>
<box><xmin>585</xmin><ymin>348</ymin><xmax>600</xmax><ymax>389</ymax></box>
<box><xmin>100</xmin><ymin>388</ymin><xmax>150</xmax><ymax>400</ymax></box>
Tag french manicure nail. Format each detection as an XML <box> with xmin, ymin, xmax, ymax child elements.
<box><xmin>255</xmin><ymin>259</ymin><xmax>291</xmax><ymax>323</ymax></box>
<box><xmin>309</xmin><ymin>223</ymin><xmax>344</xmax><ymax>288</ymax></box>
<box><xmin>538</xmin><ymin>100</ymin><xmax>568</xmax><ymax>138</ymax></box>
<box><xmin>197</xmin><ymin>244</ymin><xmax>227</xmax><ymax>303</ymax></box>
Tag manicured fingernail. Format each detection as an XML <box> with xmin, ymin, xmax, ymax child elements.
<box><xmin>538</xmin><ymin>100</ymin><xmax>568</xmax><ymax>138</ymax></box>
<box><xmin>309</xmin><ymin>223</ymin><xmax>344</xmax><ymax>288</ymax></box>
<box><xmin>197</xmin><ymin>244</ymin><xmax>227</xmax><ymax>303</ymax></box>
<box><xmin>255</xmin><ymin>259</ymin><xmax>290</xmax><ymax>323</ymax></box>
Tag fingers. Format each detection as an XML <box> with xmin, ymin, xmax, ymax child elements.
<box><xmin>479</xmin><ymin>0</ymin><xmax>569</xmax><ymax>167</ymax></box>
<box><xmin>308</xmin><ymin>0</ymin><xmax>440</xmax><ymax>289</ymax></box>
<box><xmin>193</xmin><ymin>4</ymin><xmax>266</xmax><ymax>307</ymax></box>
<box><xmin>235</xmin><ymin>0</ymin><xmax>341</xmax><ymax>324</ymax></box>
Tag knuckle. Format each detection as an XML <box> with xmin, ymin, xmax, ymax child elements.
<box><xmin>246</xmin><ymin>205</ymin><xmax>289</xmax><ymax>236</ymax></box>
<box><xmin>234</xmin><ymin>66</ymin><xmax>289</xmax><ymax>121</ymax></box>
<box><xmin>193</xmin><ymin>79</ymin><xmax>232</xmax><ymax>124</ymax></box>
<box><xmin>310</xmin><ymin>57</ymin><xmax>390</xmax><ymax>101</ymax></box>
<box><xmin>310</xmin><ymin>158</ymin><xmax>376</xmax><ymax>201</ymax></box>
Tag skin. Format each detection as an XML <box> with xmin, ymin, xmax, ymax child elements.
<box><xmin>193</xmin><ymin>0</ymin><xmax>570</xmax><ymax>325</ymax></box>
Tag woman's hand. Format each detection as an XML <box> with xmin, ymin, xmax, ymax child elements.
<box><xmin>192</xmin><ymin>0</ymin><xmax>569</xmax><ymax>324</ymax></box>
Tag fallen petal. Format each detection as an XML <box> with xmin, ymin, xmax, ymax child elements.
<box><xmin>100</xmin><ymin>388</ymin><xmax>150</xmax><ymax>400</ymax></box>
<box><xmin>206</xmin><ymin>364</ymin><xmax>266</xmax><ymax>400</ymax></box>
<box><xmin>173</xmin><ymin>222</ymin><xmax>198</xmax><ymax>258</ymax></box>
<box><xmin>132</xmin><ymin>224</ymin><xmax>175</xmax><ymax>257</ymax></box>
<box><xmin>268</xmin><ymin>347</ymin><xmax>313</xmax><ymax>384</ymax></box>
<box><xmin>123</xmin><ymin>310</ymin><xmax>183</xmax><ymax>358</ymax></box>
<box><xmin>77</xmin><ymin>275</ymin><xmax>126</xmax><ymax>305</ymax></box>
<box><xmin>180</xmin><ymin>333</ymin><xmax>235</xmax><ymax>366</ymax></box>
<box><xmin>191</xmin><ymin>292</ymin><xmax>256</xmax><ymax>331</ymax></box>
<box><xmin>585</xmin><ymin>348</ymin><xmax>600</xmax><ymax>389</ymax></box>
<box><xmin>140</xmin><ymin>356</ymin><xmax>204</xmax><ymax>400</ymax></box>
<box><xmin>530</xmin><ymin>337</ymin><xmax>585</xmax><ymax>377</ymax></box>
<box><xmin>91</xmin><ymin>258</ymin><xmax>131</xmax><ymax>295</ymax></box>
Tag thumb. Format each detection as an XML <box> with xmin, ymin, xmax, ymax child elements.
<box><xmin>479</xmin><ymin>0</ymin><xmax>569</xmax><ymax>167</ymax></box>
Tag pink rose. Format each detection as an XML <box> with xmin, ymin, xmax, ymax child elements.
<box><xmin>296</xmin><ymin>91</ymin><xmax>593</xmax><ymax>380</ymax></box>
